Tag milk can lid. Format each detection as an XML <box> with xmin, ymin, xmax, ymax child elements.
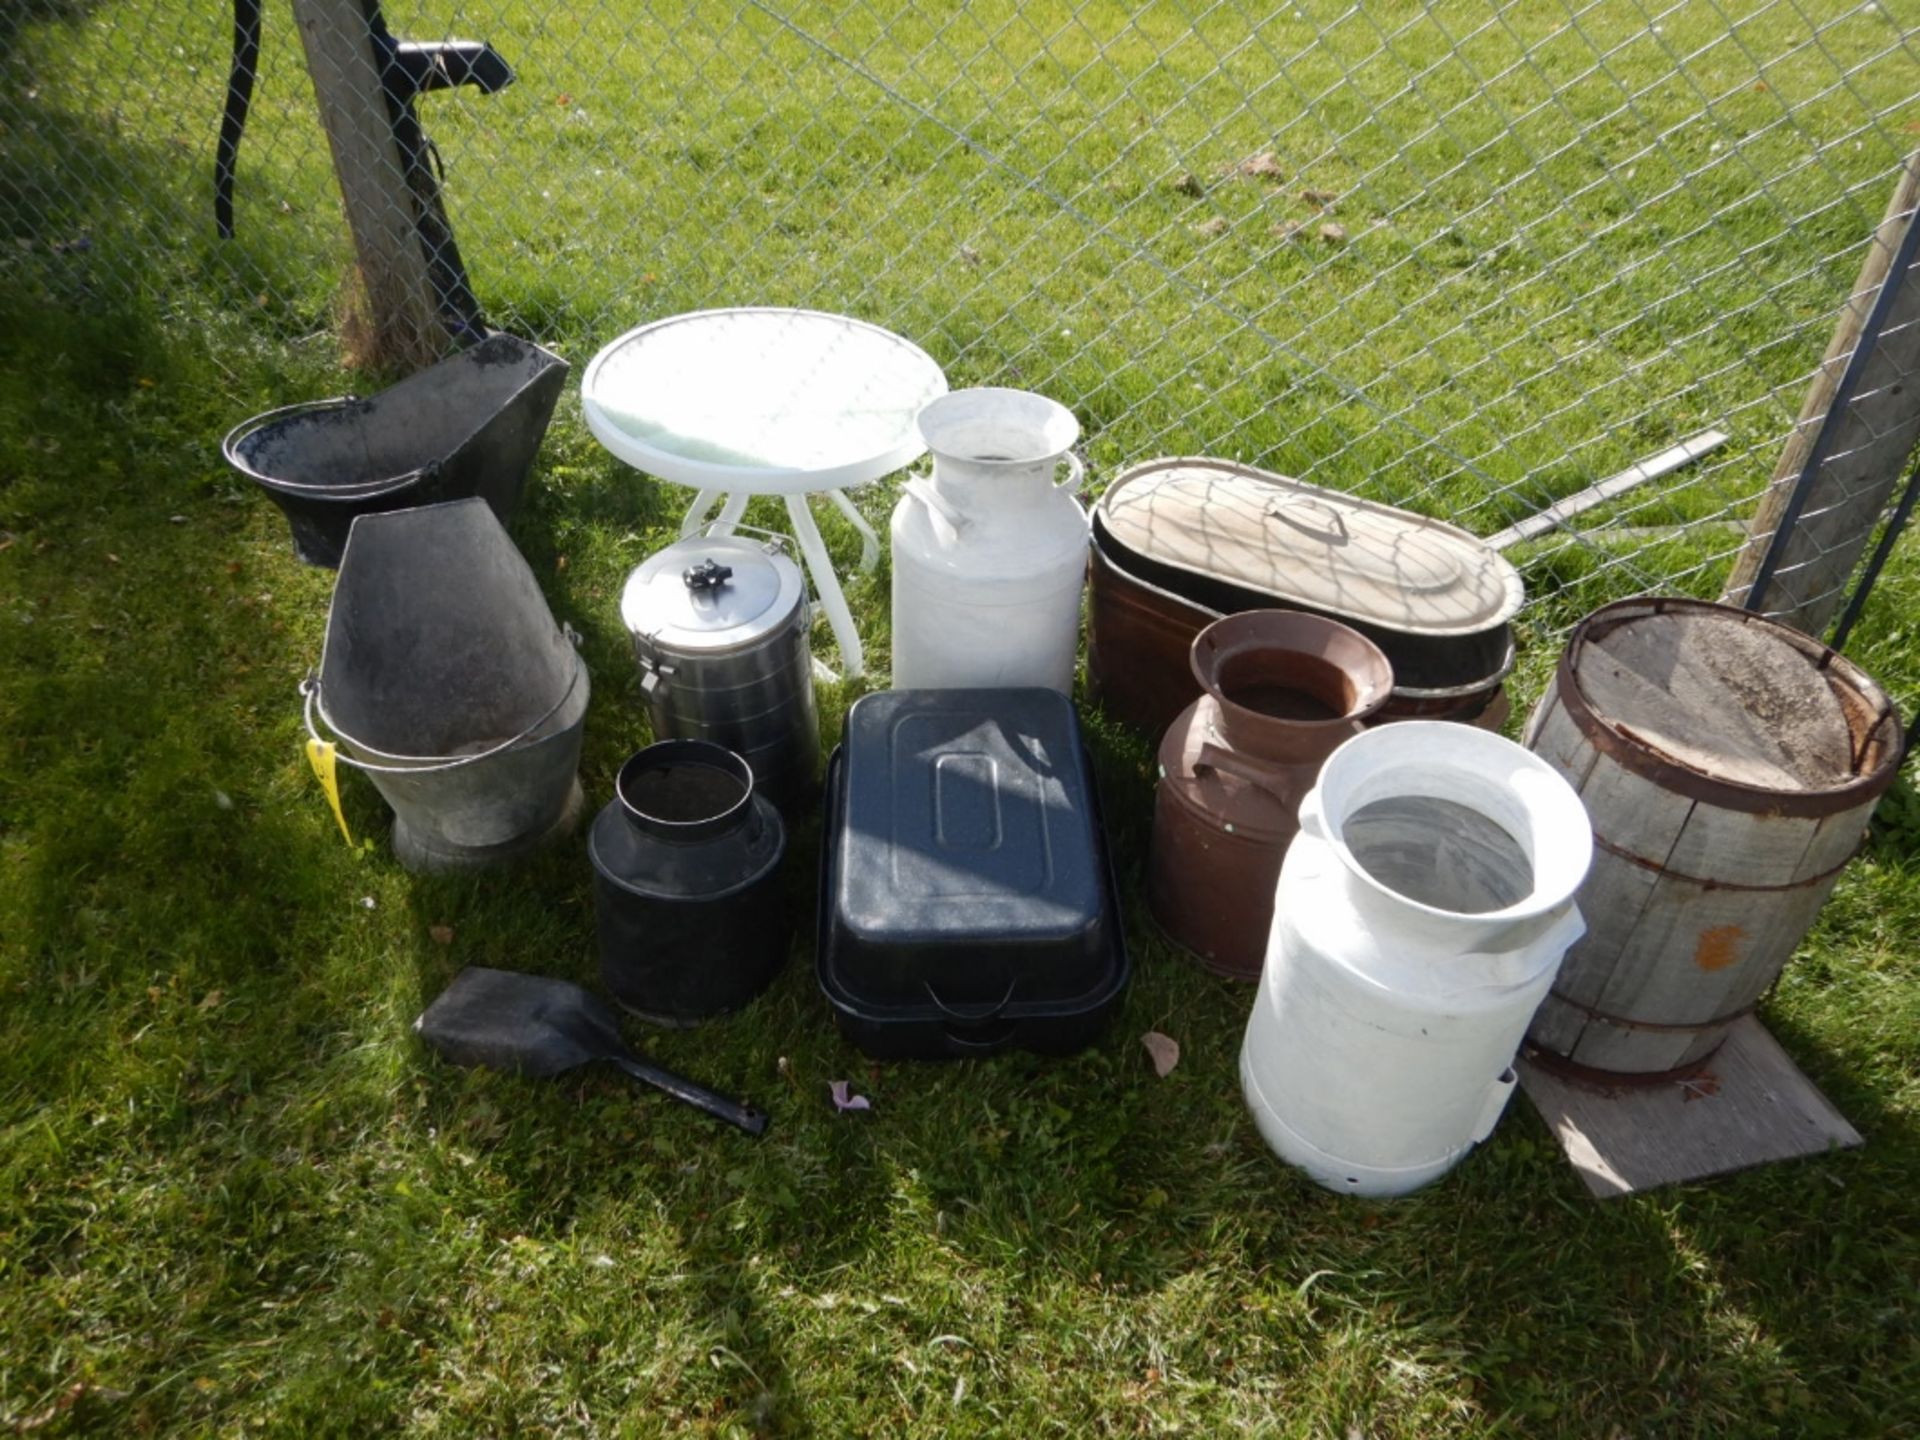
<box><xmin>621</xmin><ymin>534</ymin><xmax>805</xmax><ymax>653</ymax></box>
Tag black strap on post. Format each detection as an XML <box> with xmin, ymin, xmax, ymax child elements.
<box><xmin>214</xmin><ymin>0</ymin><xmax>263</xmax><ymax>240</ymax></box>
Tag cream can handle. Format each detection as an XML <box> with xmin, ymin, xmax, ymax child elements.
<box><xmin>1056</xmin><ymin>451</ymin><xmax>1086</xmax><ymax>497</ymax></box>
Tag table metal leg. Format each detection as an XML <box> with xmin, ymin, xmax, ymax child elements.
<box><xmin>680</xmin><ymin>488</ymin><xmax>721</xmax><ymax>538</ymax></box>
<box><xmin>826</xmin><ymin>488</ymin><xmax>882</xmax><ymax>572</ymax></box>
<box><xmin>711</xmin><ymin>491</ymin><xmax>750</xmax><ymax>533</ymax></box>
<box><xmin>681</xmin><ymin>489</ymin><xmax>750</xmax><ymax>540</ymax></box>
<box><xmin>784</xmin><ymin>493</ymin><xmax>865</xmax><ymax>680</ymax></box>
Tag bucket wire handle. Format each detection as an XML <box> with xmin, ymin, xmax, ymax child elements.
<box><xmin>299</xmin><ymin>641</ymin><xmax>584</xmax><ymax>777</ymax></box>
<box><xmin>699</xmin><ymin>519</ymin><xmax>794</xmax><ymax>555</ymax></box>
<box><xmin>220</xmin><ymin>396</ymin><xmax>359</xmax><ymax>477</ymax></box>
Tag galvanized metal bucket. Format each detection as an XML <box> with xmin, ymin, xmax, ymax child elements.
<box><xmin>302</xmin><ymin>498</ymin><xmax>589</xmax><ymax>872</ymax></box>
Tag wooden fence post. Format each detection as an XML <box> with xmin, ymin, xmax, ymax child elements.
<box><xmin>1722</xmin><ymin>155</ymin><xmax>1920</xmax><ymax>632</ymax></box>
<box><xmin>290</xmin><ymin>0</ymin><xmax>447</xmax><ymax>371</ymax></box>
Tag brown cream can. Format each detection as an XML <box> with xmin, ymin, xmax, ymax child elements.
<box><xmin>1147</xmin><ymin>610</ymin><xmax>1393</xmax><ymax>979</ymax></box>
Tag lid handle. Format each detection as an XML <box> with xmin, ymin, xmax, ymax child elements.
<box><xmin>682</xmin><ymin>558</ymin><xmax>734</xmax><ymax>591</ymax></box>
<box><xmin>1266</xmin><ymin>498</ymin><xmax>1349</xmax><ymax>545</ymax></box>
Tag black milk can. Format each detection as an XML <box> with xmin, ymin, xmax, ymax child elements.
<box><xmin>589</xmin><ymin>740</ymin><xmax>789</xmax><ymax>1025</ymax></box>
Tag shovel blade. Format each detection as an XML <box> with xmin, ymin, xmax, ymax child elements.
<box><xmin>414</xmin><ymin>965</ymin><xmax>621</xmax><ymax>1078</ymax></box>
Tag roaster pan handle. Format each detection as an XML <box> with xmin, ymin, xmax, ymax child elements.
<box><xmin>923</xmin><ymin>976</ymin><xmax>1017</xmax><ymax>1023</ymax></box>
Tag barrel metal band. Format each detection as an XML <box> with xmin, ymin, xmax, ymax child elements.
<box><xmin>1522</xmin><ymin>1042</ymin><xmax>1723</xmax><ymax>1089</ymax></box>
<box><xmin>1588</xmin><ymin>830</ymin><xmax>1862</xmax><ymax>892</ymax></box>
<box><xmin>1541</xmin><ymin>987</ymin><xmax>1759</xmax><ymax>1035</ymax></box>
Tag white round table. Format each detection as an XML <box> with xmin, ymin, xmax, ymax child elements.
<box><xmin>581</xmin><ymin>307</ymin><xmax>949</xmax><ymax>679</ymax></box>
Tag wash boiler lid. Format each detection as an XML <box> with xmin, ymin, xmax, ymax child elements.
<box><xmin>1096</xmin><ymin>457</ymin><xmax>1523</xmax><ymax>638</ymax></box>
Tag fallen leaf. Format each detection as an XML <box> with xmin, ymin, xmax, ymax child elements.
<box><xmin>104</xmin><ymin>553</ymin><xmax>121</xmax><ymax>564</ymax></box>
<box><xmin>1232</xmin><ymin>150</ymin><xmax>1285</xmax><ymax>180</ymax></box>
<box><xmin>555</xmin><ymin>555</ymin><xmax>568</xmax><ymax>572</ymax></box>
<box><xmin>554</xmin><ymin>92</ymin><xmax>574</xmax><ymax>106</ymax></box>
<box><xmin>958</xmin><ymin>244</ymin><xmax>982</xmax><ymax>267</ymax></box>
<box><xmin>1271</xmin><ymin>219</ymin><xmax>1306</xmax><ymax>241</ymax></box>
<box><xmin>1319</xmin><ymin>222</ymin><xmax>1348</xmax><ymax>244</ymax></box>
<box><xmin>1141</xmin><ymin>1030</ymin><xmax>1180</xmax><ymax>1077</ymax></box>
<box><xmin>0</xmin><ymin>533</ymin><xmax>13</xmax><ymax>552</ymax></box>
<box><xmin>13</xmin><ymin>1382</ymin><xmax>125</xmax><ymax>1432</ymax></box>
<box><xmin>1192</xmin><ymin>216</ymin><xmax>1229</xmax><ymax>238</ymax></box>
<box><xmin>1300</xmin><ymin>186</ymin><xmax>1339</xmax><ymax>207</ymax></box>
<box><xmin>197</xmin><ymin>989</ymin><xmax>224</xmax><ymax>1011</ymax></box>
<box><xmin>828</xmin><ymin>1079</ymin><xmax>871</xmax><ymax>1112</ymax></box>
<box><xmin>429</xmin><ymin>925</ymin><xmax>454</xmax><ymax>945</ymax></box>
<box><xmin>1167</xmin><ymin>171</ymin><xmax>1205</xmax><ymax>197</ymax></box>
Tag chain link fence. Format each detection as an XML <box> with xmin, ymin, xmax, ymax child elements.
<box><xmin>3</xmin><ymin>0</ymin><xmax>1916</xmax><ymax>638</ymax></box>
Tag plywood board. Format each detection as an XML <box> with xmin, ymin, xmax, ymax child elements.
<box><xmin>1518</xmin><ymin>1017</ymin><xmax>1861</xmax><ymax>1198</ymax></box>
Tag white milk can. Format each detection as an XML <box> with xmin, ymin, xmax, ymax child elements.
<box><xmin>1240</xmin><ymin>721</ymin><xmax>1593</xmax><ymax>1197</ymax></box>
<box><xmin>890</xmin><ymin>388</ymin><xmax>1090</xmax><ymax>692</ymax></box>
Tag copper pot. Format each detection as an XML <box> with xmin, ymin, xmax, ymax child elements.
<box><xmin>1147</xmin><ymin>611</ymin><xmax>1393</xmax><ymax>980</ymax></box>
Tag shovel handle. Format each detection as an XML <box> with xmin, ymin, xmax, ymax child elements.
<box><xmin>611</xmin><ymin>1057</ymin><xmax>770</xmax><ymax>1137</ymax></box>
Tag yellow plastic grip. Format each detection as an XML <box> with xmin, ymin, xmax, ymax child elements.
<box><xmin>305</xmin><ymin>737</ymin><xmax>353</xmax><ymax>845</ymax></box>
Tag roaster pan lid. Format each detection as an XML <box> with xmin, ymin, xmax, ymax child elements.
<box><xmin>1096</xmin><ymin>458</ymin><xmax>1523</xmax><ymax>637</ymax></box>
<box><xmin>820</xmin><ymin>689</ymin><xmax>1123</xmax><ymax>1016</ymax></box>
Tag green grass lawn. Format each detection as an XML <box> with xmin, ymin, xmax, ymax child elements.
<box><xmin>4</xmin><ymin>1</ymin><xmax>1920</xmax><ymax>1435</ymax></box>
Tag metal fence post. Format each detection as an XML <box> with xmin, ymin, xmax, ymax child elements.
<box><xmin>1722</xmin><ymin>155</ymin><xmax>1920</xmax><ymax>630</ymax></box>
<box><xmin>289</xmin><ymin>0</ymin><xmax>446</xmax><ymax>370</ymax></box>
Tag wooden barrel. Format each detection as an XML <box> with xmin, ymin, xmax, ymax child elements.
<box><xmin>1523</xmin><ymin>597</ymin><xmax>1902</xmax><ymax>1076</ymax></box>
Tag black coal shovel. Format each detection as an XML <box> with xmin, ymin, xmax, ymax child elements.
<box><xmin>414</xmin><ymin>967</ymin><xmax>769</xmax><ymax>1136</ymax></box>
